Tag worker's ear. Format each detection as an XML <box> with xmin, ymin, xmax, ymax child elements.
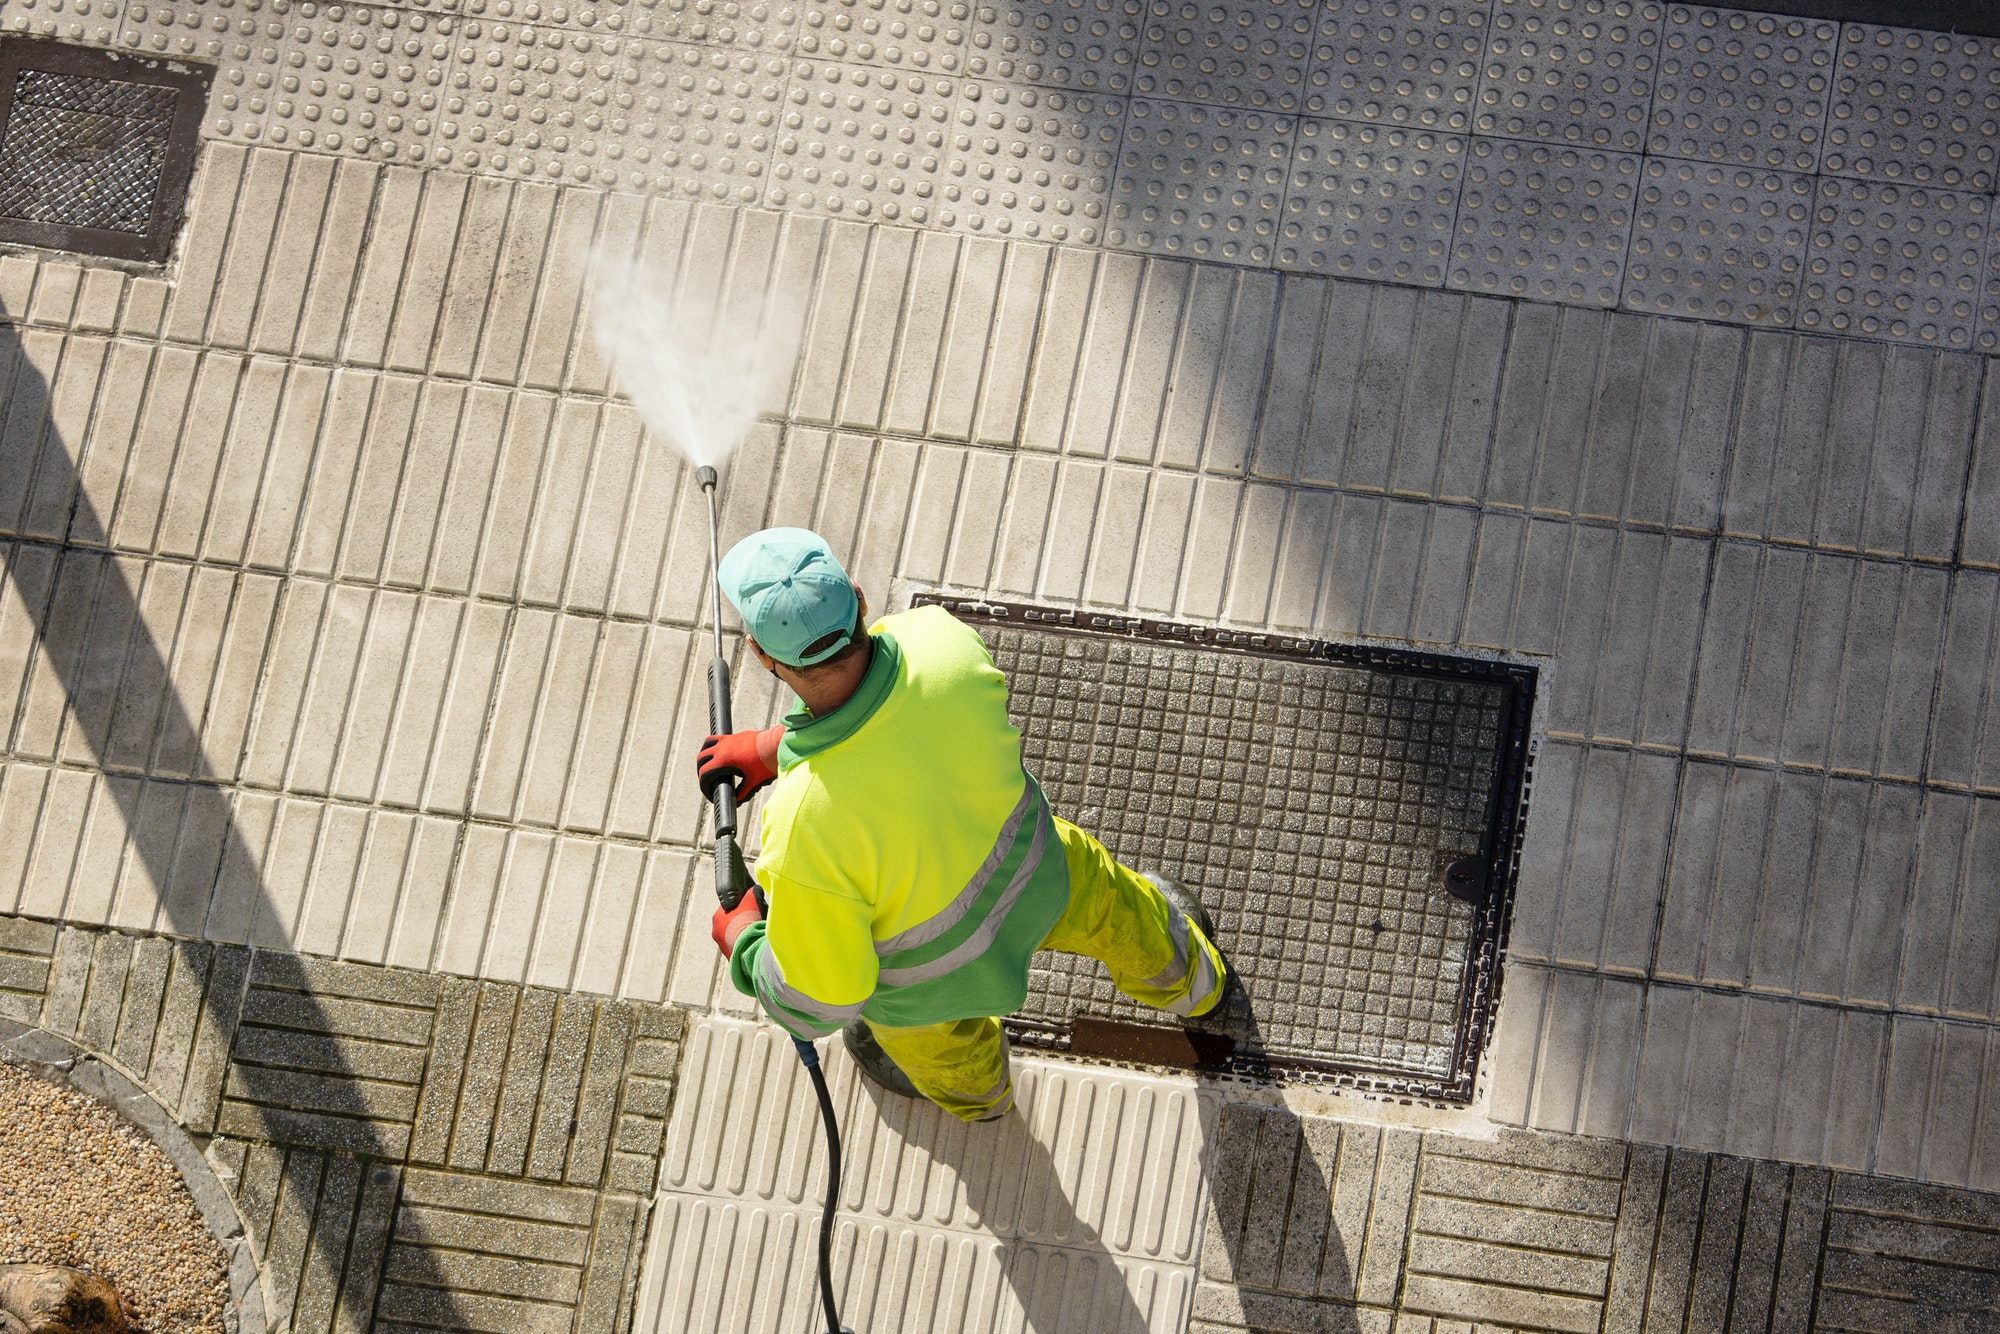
<box><xmin>854</xmin><ymin>584</ymin><xmax>868</xmax><ymax>624</ymax></box>
<box><xmin>746</xmin><ymin>636</ymin><xmax>778</xmax><ymax>674</ymax></box>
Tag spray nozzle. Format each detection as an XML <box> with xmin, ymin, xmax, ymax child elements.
<box><xmin>696</xmin><ymin>464</ymin><xmax>718</xmax><ymax>492</ymax></box>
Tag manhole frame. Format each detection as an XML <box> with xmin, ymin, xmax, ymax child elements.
<box><xmin>914</xmin><ymin>593</ymin><xmax>1538</xmax><ymax>1104</ymax></box>
<box><xmin>0</xmin><ymin>37</ymin><xmax>212</xmax><ymax>264</ymax></box>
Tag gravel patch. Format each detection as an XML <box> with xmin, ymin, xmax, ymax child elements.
<box><xmin>0</xmin><ymin>1062</ymin><xmax>228</xmax><ymax>1334</ymax></box>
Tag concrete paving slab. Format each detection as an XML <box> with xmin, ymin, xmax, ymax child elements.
<box><xmin>1624</xmin><ymin>160</ymin><xmax>1815</xmax><ymax>324</ymax></box>
<box><xmin>1652</xmin><ymin>8</ymin><xmax>1839</xmax><ymax>174</ymax></box>
<box><xmin>1477</xmin><ymin>0</ymin><xmax>1662</xmax><ymax>153</ymax></box>
<box><xmin>0</xmin><ymin>918</ymin><xmax>684</xmax><ymax>1334</ymax></box>
<box><xmin>1825</xmin><ymin>23</ymin><xmax>2000</xmax><ymax>193</ymax></box>
<box><xmin>1132</xmin><ymin>0</ymin><xmax>1316</xmax><ymax>114</ymax></box>
<box><xmin>1109</xmin><ymin>101</ymin><xmax>1292</xmax><ymax>266</ymax></box>
<box><xmin>980</xmin><ymin>0</ymin><xmax>1142</xmax><ymax>93</ymax></box>
<box><xmin>1448</xmin><ymin>138</ymin><xmax>1638</xmax><ymax>305</ymax></box>
<box><xmin>645</xmin><ymin>1015</ymin><xmax>1207</xmax><ymax>1332</ymax></box>
<box><xmin>1798</xmin><ymin>177</ymin><xmax>1990</xmax><ymax>348</ymax></box>
<box><xmin>1276</xmin><ymin>122</ymin><xmax>1463</xmax><ymax>285</ymax></box>
<box><xmin>1308</xmin><ymin>0</ymin><xmax>1484</xmax><ymax>133</ymax></box>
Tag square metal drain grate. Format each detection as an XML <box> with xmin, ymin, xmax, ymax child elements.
<box><xmin>914</xmin><ymin>596</ymin><xmax>1535</xmax><ymax>1102</ymax></box>
<box><xmin>0</xmin><ymin>39</ymin><xmax>211</xmax><ymax>263</ymax></box>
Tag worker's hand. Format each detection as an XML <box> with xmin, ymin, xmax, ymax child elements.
<box><xmin>696</xmin><ymin>725</ymin><xmax>784</xmax><ymax>803</ymax></box>
<box><xmin>711</xmin><ymin>891</ymin><xmax>763</xmax><ymax>958</ymax></box>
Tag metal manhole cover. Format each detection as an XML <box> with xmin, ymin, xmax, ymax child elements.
<box><xmin>914</xmin><ymin>596</ymin><xmax>1535</xmax><ymax>1102</ymax></box>
<box><xmin>0</xmin><ymin>39</ymin><xmax>211</xmax><ymax>263</ymax></box>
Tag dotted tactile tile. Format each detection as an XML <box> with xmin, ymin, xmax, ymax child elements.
<box><xmin>796</xmin><ymin>0</ymin><xmax>972</xmax><ymax>73</ymax></box>
<box><xmin>1304</xmin><ymin>0</ymin><xmax>1486</xmax><ymax>130</ymax></box>
<box><xmin>975</xmin><ymin>0</ymin><xmax>1144</xmax><ymax>92</ymax></box>
<box><xmin>629</xmin><ymin>0</ymin><xmax>796</xmax><ymax>48</ymax></box>
<box><xmin>1105</xmin><ymin>99</ymin><xmax>1288</xmax><ymax>263</ymax></box>
<box><xmin>1</xmin><ymin>0</ymin><xmax>119</xmax><ymax>46</ymax></box>
<box><xmin>123</xmin><ymin>0</ymin><xmax>449</xmax><ymax>162</ymax></box>
<box><xmin>1798</xmin><ymin>179</ymin><xmax>1986</xmax><ymax>348</ymax></box>
<box><xmin>767</xmin><ymin>59</ymin><xmax>956</xmax><ymax>223</ymax></box>
<box><xmin>1982</xmin><ymin>249</ymin><xmax>2000</xmax><ymax>354</ymax></box>
<box><xmin>461</xmin><ymin>0</ymin><xmax>634</xmax><ymax>27</ymax></box>
<box><xmin>1649</xmin><ymin>6</ymin><xmax>1835</xmax><ymax>173</ymax></box>
<box><xmin>1476</xmin><ymin>0</ymin><xmax>1662</xmax><ymax>152</ymax></box>
<box><xmin>980</xmin><ymin>628</ymin><xmax>1503</xmax><ymax>1080</ymax></box>
<box><xmin>615</xmin><ymin>40</ymin><xmax>787</xmax><ymax>198</ymax></box>
<box><xmin>119</xmin><ymin>0</ymin><xmax>289</xmax><ymax>134</ymax></box>
<box><xmin>1623</xmin><ymin>159</ymin><xmax>1810</xmax><ymax>323</ymax></box>
<box><xmin>1449</xmin><ymin>136</ymin><xmax>1636</xmax><ymax>303</ymax></box>
<box><xmin>1276</xmin><ymin>120</ymin><xmax>1461</xmax><ymax>283</ymax></box>
<box><xmin>1825</xmin><ymin>25</ymin><xmax>2000</xmax><ymax>194</ymax></box>
<box><xmin>1131</xmin><ymin>0</ymin><xmax>1319</xmax><ymax>113</ymax></box>
<box><xmin>274</xmin><ymin>5</ymin><xmax>451</xmax><ymax>160</ymax></box>
<box><xmin>433</xmin><ymin>20</ymin><xmax>624</xmax><ymax>181</ymax></box>
<box><xmin>944</xmin><ymin>83</ymin><xmax>1120</xmax><ymax>241</ymax></box>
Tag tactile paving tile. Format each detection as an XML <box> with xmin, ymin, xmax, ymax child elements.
<box><xmin>123</xmin><ymin>0</ymin><xmax>448</xmax><ymax>162</ymax></box>
<box><xmin>1649</xmin><ymin>6</ymin><xmax>1836</xmax><ymax>173</ymax></box>
<box><xmin>975</xmin><ymin>626</ymin><xmax>1507</xmax><ymax>1084</ymax></box>
<box><xmin>1476</xmin><ymin>0</ymin><xmax>1663</xmax><ymax>153</ymax></box>
<box><xmin>1797</xmin><ymin>179</ymin><xmax>1987</xmax><ymax>348</ymax></box>
<box><xmin>1448</xmin><ymin>136</ymin><xmax>1637</xmax><ymax>304</ymax></box>
<box><xmin>1825</xmin><ymin>24</ymin><xmax>2000</xmax><ymax>193</ymax></box>
<box><xmin>1131</xmin><ymin>0</ymin><xmax>1318</xmax><ymax>113</ymax></box>
<box><xmin>460</xmin><ymin>0</ymin><xmax>632</xmax><ymax>27</ymax></box>
<box><xmin>1105</xmin><ymin>99</ymin><xmax>1289</xmax><ymax>263</ymax></box>
<box><xmin>618</xmin><ymin>40</ymin><xmax>788</xmax><ymax>199</ymax></box>
<box><xmin>1304</xmin><ymin>0</ymin><xmax>1486</xmax><ymax>130</ymax></box>
<box><xmin>797</xmin><ymin>0</ymin><xmax>974</xmax><ymax>74</ymax></box>
<box><xmin>974</xmin><ymin>0</ymin><xmax>1145</xmax><ymax>91</ymax></box>
<box><xmin>767</xmin><ymin>59</ymin><xmax>956</xmax><ymax>223</ymax></box>
<box><xmin>1</xmin><ymin>0</ymin><xmax>119</xmax><ymax>46</ymax></box>
<box><xmin>433</xmin><ymin>19</ymin><xmax>624</xmax><ymax>180</ymax></box>
<box><xmin>1981</xmin><ymin>248</ymin><xmax>2000</xmax><ymax>354</ymax></box>
<box><xmin>1276</xmin><ymin>119</ymin><xmax>1462</xmax><ymax>283</ymax></box>
<box><xmin>1623</xmin><ymin>159</ymin><xmax>1811</xmax><ymax>323</ymax></box>
<box><xmin>118</xmin><ymin>0</ymin><xmax>288</xmax><ymax>134</ymax></box>
<box><xmin>944</xmin><ymin>82</ymin><xmax>1120</xmax><ymax>241</ymax></box>
<box><xmin>626</xmin><ymin>0</ymin><xmax>797</xmax><ymax>48</ymax></box>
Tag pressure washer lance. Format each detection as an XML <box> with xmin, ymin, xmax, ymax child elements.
<box><xmin>693</xmin><ymin>465</ymin><xmax>851</xmax><ymax>1334</ymax></box>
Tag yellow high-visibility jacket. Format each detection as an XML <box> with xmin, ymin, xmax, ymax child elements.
<box><xmin>727</xmin><ymin>605</ymin><xmax>1070</xmax><ymax>1038</ymax></box>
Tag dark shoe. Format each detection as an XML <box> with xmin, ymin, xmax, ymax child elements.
<box><xmin>1143</xmin><ymin>873</ymin><xmax>1237</xmax><ymax>1016</ymax></box>
<box><xmin>842</xmin><ymin>1020</ymin><xmax>921</xmax><ymax>1099</ymax></box>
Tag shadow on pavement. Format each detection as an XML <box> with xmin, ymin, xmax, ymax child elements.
<box><xmin>1195</xmin><ymin>992</ymin><xmax>1364</xmax><ymax>1334</ymax></box>
<box><xmin>841</xmin><ymin>991</ymin><xmax>1362</xmax><ymax>1332</ymax></box>
<box><xmin>0</xmin><ymin>314</ymin><xmax>458</xmax><ymax>1332</ymax></box>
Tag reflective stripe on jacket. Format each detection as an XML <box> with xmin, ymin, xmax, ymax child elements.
<box><xmin>726</xmin><ymin>606</ymin><xmax>1072</xmax><ymax>1040</ymax></box>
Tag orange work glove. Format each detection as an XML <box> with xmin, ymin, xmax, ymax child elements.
<box><xmin>711</xmin><ymin>892</ymin><xmax>763</xmax><ymax>958</ymax></box>
<box><xmin>695</xmin><ymin>725</ymin><xmax>785</xmax><ymax>804</ymax></box>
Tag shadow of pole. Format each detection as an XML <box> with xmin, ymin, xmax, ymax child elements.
<box><xmin>0</xmin><ymin>314</ymin><xmax>455</xmax><ymax>1332</ymax></box>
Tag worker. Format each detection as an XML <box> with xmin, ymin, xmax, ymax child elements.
<box><xmin>698</xmin><ymin>528</ymin><xmax>1233</xmax><ymax>1122</ymax></box>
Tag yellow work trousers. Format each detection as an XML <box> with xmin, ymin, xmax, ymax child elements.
<box><xmin>866</xmin><ymin>818</ymin><xmax>1228</xmax><ymax>1122</ymax></box>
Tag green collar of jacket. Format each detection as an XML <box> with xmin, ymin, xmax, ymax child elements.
<box><xmin>776</xmin><ymin>629</ymin><xmax>902</xmax><ymax>770</ymax></box>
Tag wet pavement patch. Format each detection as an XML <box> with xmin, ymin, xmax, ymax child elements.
<box><xmin>918</xmin><ymin>596</ymin><xmax>1536</xmax><ymax>1101</ymax></box>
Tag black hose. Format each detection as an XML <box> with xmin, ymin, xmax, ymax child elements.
<box><xmin>795</xmin><ymin>1038</ymin><xmax>846</xmax><ymax>1334</ymax></box>
<box><xmin>698</xmin><ymin>467</ymin><xmax>845</xmax><ymax>1333</ymax></box>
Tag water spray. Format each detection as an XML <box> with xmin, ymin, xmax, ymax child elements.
<box><xmin>693</xmin><ymin>466</ymin><xmax>850</xmax><ymax>1334</ymax></box>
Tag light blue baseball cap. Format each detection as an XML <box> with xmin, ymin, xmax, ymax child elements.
<box><xmin>717</xmin><ymin>528</ymin><xmax>860</xmax><ymax>667</ymax></box>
